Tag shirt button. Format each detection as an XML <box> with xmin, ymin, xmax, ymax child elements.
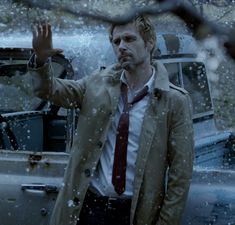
<box><xmin>97</xmin><ymin>141</ymin><xmax>103</xmax><ymax>148</ymax></box>
<box><xmin>84</xmin><ymin>168</ymin><xmax>91</xmax><ymax>177</ymax></box>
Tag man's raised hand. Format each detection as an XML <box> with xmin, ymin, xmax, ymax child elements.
<box><xmin>32</xmin><ymin>22</ymin><xmax>63</xmax><ymax>64</ymax></box>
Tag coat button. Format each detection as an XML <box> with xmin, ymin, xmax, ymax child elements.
<box><xmin>40</xmin><ymin>208</ymin><xmax>48</xmax><ymax>216</ymax></box>
<box><xmin>97</xmin><ymin>141</ymin><xmax>103</xmax><ymax>148</ymax></box>
<box><xmin>84</xmin><ymin>168</ymin><xmax>91</xmax><ymax>177</ymax></box>
<box><xmin>154</xmin><ymin>89</ymin><xmax>162</xmax><ymax>99</ymax></box>
<box><xmin>73</xmin><ymin>197</ymin><xmax>80</xmax><ymax>206</ymax></box>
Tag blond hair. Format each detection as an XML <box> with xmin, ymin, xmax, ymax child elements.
<box><xmin>109</xmin><ymin>16</ymin><xmax>156</xmax><ymax>56</ymax></box>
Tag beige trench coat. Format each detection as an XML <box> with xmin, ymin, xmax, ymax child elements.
<box><xmin>29</xmin><ymin>60</ymin><xmax>194</xmax><ymax>225</ymax></box>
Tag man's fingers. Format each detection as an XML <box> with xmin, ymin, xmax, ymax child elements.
<box><xmin>31</xmin><ymin>21</ymin><xmax>51</xmax><ymax>38</ymax></box>
<box><xmin>41</xmin><ymin>22</ymin><xmax>47</xmax><ymax>38</ymax></box>
<box><xmin>37</xmin><ymin>23</ymin><xmax>42</xmax><ymax>36</ymax></box>
<box><xmin>31</xmin><ymin>21</ymin><xmax>60</xmax><ymax>59</ymax></box>
<box><xmin>31</xmin><ymin>24</ymin><xmax>38</xmax><ymax>39</ymax></box>
<box><xmin>47</xmin><ymin>23</ymin><xmax>52</xmax><ymax>40</ymax></box>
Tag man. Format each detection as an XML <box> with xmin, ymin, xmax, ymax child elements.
<box><xmin>29</xmin><ymin>16</ymin><xmax>194</xmax><ymax>225</ymax></box>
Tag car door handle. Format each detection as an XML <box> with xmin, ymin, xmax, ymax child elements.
<box><xmin>21</xmin><ymin>184</ymin><xmax>59</xmax><ymax>193</ymax></box>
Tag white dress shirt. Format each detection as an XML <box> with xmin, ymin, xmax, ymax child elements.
<box><xmin>90</xmin><ymin>67</ymin><xmax>155</xmax><ymax>198</ymax></box>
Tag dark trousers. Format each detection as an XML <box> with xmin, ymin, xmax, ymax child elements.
<box><xmin>77</xmin><ymin>190</ymin><xmax>131</xmax><ymax>225</ymax></box>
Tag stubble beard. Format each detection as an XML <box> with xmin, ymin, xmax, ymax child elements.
<box><xmin>119</xmin><ymin>54</ymin><xmax>140</xmax><ymax>71</ymax></box>
<box><xmin>120</xmin><ymin>57</ymin><xmax>145</xmax><ymax>72</ymax></box>
<box><xmin>121</xmin><ymin>61</ymin><xmax>134</xmax><ymax>71</ymax></box>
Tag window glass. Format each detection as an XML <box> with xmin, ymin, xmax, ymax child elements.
<box><xmin>0</xmin><ymin>59</ymin><xmax>68</xmax><ymax>152</ymax></box>
<box><xmin>164</xmin><ymin>63</ymin><xmax>180</xmax><ymax>86</ymax></box>
<box><xmin>0</xmin><ymin>61</ymin><xmax>64</xmax><ymax>113</ymax></box>
<box><xmin>181</xmin><ymin>62</ymin><xmax>213</xmax><ymax>114</ymax></box>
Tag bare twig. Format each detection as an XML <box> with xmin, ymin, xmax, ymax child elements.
<box><xmin>215</xmin><ymin>8</ymin><xmax>234</xmax><ymax>22</ymax></box>
<box><xmin>13</xmin><ymin>0</ymin><xmax>175</xmax><ymax>24</ymax></box>
<box><xmin>12</xmin><ymin>0</ymin><xmax>235</xmax><ymax>61</ymax></box>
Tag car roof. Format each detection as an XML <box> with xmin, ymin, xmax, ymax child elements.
<box><xmin>0</xmin><ymin>31</ymin><xmax>199</xmax><ymax>78</ymax></box>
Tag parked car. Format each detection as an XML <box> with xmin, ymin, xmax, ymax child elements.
<box><xmin>0</xmin><ymin>32</ymin><xmax>234</xmax><ymax>225</ymax></box>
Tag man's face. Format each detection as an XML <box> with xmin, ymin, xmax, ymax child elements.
<box><xmin>111</xmin><ymin>23</ymin><xmax>151</xmax><ymax>71</ymax></box>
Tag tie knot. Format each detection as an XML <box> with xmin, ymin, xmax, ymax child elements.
<box><xmin>121</xmin><ymin>83</ymin><xmax>149</xmax><ymax>107</ymax></box>
<box><xmin>131</xmin><ymin>85</ymin><xmax>149</xmax><ymax>105</ymax></box>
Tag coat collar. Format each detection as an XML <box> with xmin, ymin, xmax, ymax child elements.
<box><xmin>101</xmin><ymin>60</ymin><xmax>170</xmax><ymax>111</ymax></box>
<box><xmin>152</xmin><ymin>60</ymin><xmax>170</xmax><ymax>92</ymax></box>
<box><xmin>105</xmin><ymin>60</ymin><xmax>170</xmax><ymax>93</ymax></box>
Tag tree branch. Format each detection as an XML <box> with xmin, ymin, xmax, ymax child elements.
<box><xmin>12</xmin><ymin>0</ymin><xmax>235</xmax><ymax>61</ymax></box>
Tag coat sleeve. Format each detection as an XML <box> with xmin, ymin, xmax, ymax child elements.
<box><xmin>28</xmin><ymin>61</ymin><xmax>89</xmax><ymax>109</ymax></box>
<box><xmin>157</xmin><ymin>93</ymin><xmax>194</xmax><ymax>225</ymax></box>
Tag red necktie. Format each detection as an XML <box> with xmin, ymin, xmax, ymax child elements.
<box><xmin>112</xmin><ymin>83</ymin><xmax>149</xmax><ymax>195</ymax></box>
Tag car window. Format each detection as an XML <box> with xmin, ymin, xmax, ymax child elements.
<box><xmin>0</xmin><ymin>53</ymin><xmax>72</xmax><ymax>152</ymax></box>
<box><xmin>164</xmin><ymin>61</ymin><xmax>213</xmax><ymax>116</ymax></box>
<box><xmin>164</xmin><ymin>62</ymin><xmax>181</xmax><ymax>86</ymax></box>
<box><xmin>0</xmin><ymin>69</ymin><xmax>39</xmax><ymax>112</ymax></box>
<box><xmin>182</xmin><ymin>62</ymin><xmax>213</xmax><ymax>115</ymax></box>
<box><xmin>0</xmin><ymin>61</ymin><xmax>65</xmax><ymax>113</ymax></box>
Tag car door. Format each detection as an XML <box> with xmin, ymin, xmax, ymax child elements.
<box><xmin>0</xmin><ymin>48</ymin><xmax>73</xmax><ymax>225</ymax></box>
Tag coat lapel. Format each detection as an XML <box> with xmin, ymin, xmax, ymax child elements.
<box><xmin>131</xmin><ymin>93</ymin><xmax>159</xmax><ymax>216</ymax></box>
<box><xmin>133</xmin><ymin>61</ymin><xmax>170</xmax><ymax>175</ymax></box>
<box><xmin>101</xmin><ymin>64</ymin><xmax>122</xmax><ymax>113</ymax></box>
<box><xmin>131</xmin><ymin>61</ymin><xmax>171</xmax><ymax>220</ymax></box>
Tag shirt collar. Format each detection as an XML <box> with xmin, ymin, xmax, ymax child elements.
<box><xmin>120</xmin><ymin>66</ymin><xmax>156</xmax><ymax>93</ymax></box>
